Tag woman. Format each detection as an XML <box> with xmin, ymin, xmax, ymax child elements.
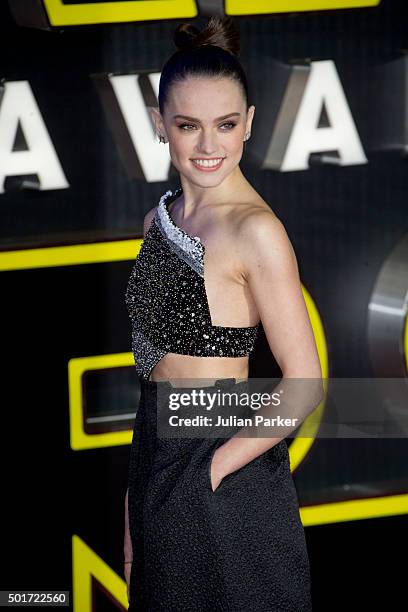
<box><xmin>124</xmin><ymin>16</ymin><xmax>322</xmax><ymax>611</ymax></box>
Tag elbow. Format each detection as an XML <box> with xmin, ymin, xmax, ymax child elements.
<box><xmin>282</xmin><ymin>368</ymin><xmax>324</xmax><ymax>407</ymax></box>
<box><xmin>306</xmin><ymin>376</ymin><xmax>324</xmax><ymax>408</ymax></box>
<box><xmin>315</xmin><ymin>380</ymin><xmax>325</xmax><ymax>405</ymax></box>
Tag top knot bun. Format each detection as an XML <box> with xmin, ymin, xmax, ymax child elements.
<box><xmin>173</xmin><ymin>16</ymin><xmax>240</xmax><ymax>57</ymax></box>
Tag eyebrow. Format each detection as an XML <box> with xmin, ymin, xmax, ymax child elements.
<box><xmin>172</xmin><ymin>112</ymin><xmax>241</xmax><ymax>122</ymax></box>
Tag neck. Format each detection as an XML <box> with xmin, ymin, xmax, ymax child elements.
<box><xmin>178</xmin><ymin>167</ymin><xmax>251</xmax><ymax>218</ymax></box>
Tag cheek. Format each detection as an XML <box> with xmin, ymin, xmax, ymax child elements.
<box><xmin>167</xmin><ymin>144</ymin><xmax>185</xmax><ymax>169</ymax></box>
<box><xmin>227</xmin><ymin>131</ymin><xmax>245</xmax><ymax>151</ymax></box>
<box><xmin>166</xmin><ymin>129</ymin><xmax>183</xmax><ymax>150</ymax></box>
<box><xmin>172</xmin><ymin>138</ymin><xmax>191</xmax><ymax>158</ymax></box>
<box><xmin>226</xmin><ymin>141</ymin><xmax>244</xmax><ymax>163</ymax></box>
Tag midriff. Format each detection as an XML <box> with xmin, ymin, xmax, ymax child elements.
<box><xmin>149</xmin><ymin>353</ymin><xmax>249</xmax><ymax>387</ymax></box>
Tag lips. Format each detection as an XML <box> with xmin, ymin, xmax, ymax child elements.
<box><xmin>191</xmin><ymin>158</ymin><xmax>225</xmax><ymax>172</ymax></box>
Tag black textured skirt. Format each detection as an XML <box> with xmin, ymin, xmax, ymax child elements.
<box><xmin>127</xmin><ymin>378</ymin><xmax>312</xmax><ymax>612</ymax></box>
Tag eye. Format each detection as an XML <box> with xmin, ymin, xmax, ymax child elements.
<box><xmin>177</xmin><ymin>122</ymin><xmax>237</xmax><ymax>131</ymax></box>
<box><xmin>178</xmin><ymin>123</ymin><xmax>196</xmax><ymax>131</ymax></box>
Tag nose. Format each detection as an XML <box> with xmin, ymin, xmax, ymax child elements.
<box><xmin>196</xmin><ymin>130</ymin><xmax>218</xmax><ymax>155</ymax></box>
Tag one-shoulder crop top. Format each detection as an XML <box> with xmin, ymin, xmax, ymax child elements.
<box><xmin>125</xmin><ymin>187</ymin><xmax>260</xmax><ymax>380</ymax></box>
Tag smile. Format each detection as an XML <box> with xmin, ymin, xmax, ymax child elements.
<box><xmin>191</xmin><ymin>157</ymin><xmax>225</xmax><ymax>172</ymax></box>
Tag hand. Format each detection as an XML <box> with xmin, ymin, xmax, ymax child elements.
<box><xmin>209</xmin><ymin>448</ymin><xmax>227</xmax><ymax>492</ymax></box>
<box><xmin>124</xmin><ymin>562</ymin><xmax>132</xmax><ymax>601</ymax></box>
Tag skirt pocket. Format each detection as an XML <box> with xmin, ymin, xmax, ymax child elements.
<box><xmin>206</xmin><ymin>441</ymin><xmax>266</xmax><ymax>496</ymax></box>
<box><xmin>205</xmin><ymin>440</ymin><xmax>224</xmax><ymax>493</ymax></box>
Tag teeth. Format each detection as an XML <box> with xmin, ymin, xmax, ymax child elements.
<box><xmin>193</xmin><ymin>158</ymin><xmax>223</xmax><ymax>168</ymax></box>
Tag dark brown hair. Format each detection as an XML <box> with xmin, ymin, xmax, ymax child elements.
<box><xmin>158</xmin><ymin>16</ymin><xmax>249</xmax><ymax>115</ymax></box>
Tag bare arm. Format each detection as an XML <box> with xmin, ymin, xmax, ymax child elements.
<box><xmin>211</xmin><ymin>210</ymin><xmax>324</xmax><ymax>481</ymax></box>
<box><xmin>123</xmin><ymin>489</ymin><xmax>132</xmax><ymax>600</ymax></box>
<box><xmin>124</xmin><ymin>489</ymin><xmax>133</xmax><ymax>561</ymax></box>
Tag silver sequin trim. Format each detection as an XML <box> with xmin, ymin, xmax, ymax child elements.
<box><xmin>156</xmin><ymin>189</ymin><xmax>205</xmax><ymax>277</ymax></box>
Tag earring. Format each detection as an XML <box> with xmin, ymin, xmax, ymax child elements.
<box><xmin>158</xmin><ymin>134</ymin><xmax>166</xmax><ymax>144</ymax></box>
<box><xmin>244</xmin><ymin>132</ymin><xmax>251</xmax><ymax>141</ymax></box>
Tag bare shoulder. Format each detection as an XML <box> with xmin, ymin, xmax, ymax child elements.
<box><xmin>143</xmin><ymin>206</ymin><xmax>158</xmax><ymax>238</ymax></box>
<box><xmin>233</xmin><ymin>197</ymin><xmax>289</xmax><ymax>247</ymax></box>
<box><xmin>232</xmin><ymin>198</ymin><xmax>297</xmax><ymax>278</ymax></box>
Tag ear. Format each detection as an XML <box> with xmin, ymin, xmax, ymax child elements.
<box><xmin>246</xmin><ymin>105</ymin><xmax>255</xmax><ymax>133</ymax></box>
<box><xmin>149</xmin><ymin>107</ymin><xmax>166</xmax><ymax>139</ymax></box>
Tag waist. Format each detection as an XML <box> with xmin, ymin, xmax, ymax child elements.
<box><xmin>142</xmin><ymin>376</ymin><xmax>250</xmax><ymax>392</ymax></box>
<box><xmin>149</xmin><ymin>353</ymin><xmax>250</xmax><ymax>384</ymax></box>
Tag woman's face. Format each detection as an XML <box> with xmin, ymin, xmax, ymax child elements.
<box><xmin>157</xmin><ymin>77</ymin><xmax>254</xmax><ymax>186</ymax></box>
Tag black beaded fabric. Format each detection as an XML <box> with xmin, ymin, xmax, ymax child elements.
<box><xmin>127</xmin><ymin>378</ymin><xmax>313</xmax><ymax>611</ymax></box>
<box><xmin>125</xmin><ymin>187</ymin><xmax>260</xmax><ymax>380</ymax></box>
